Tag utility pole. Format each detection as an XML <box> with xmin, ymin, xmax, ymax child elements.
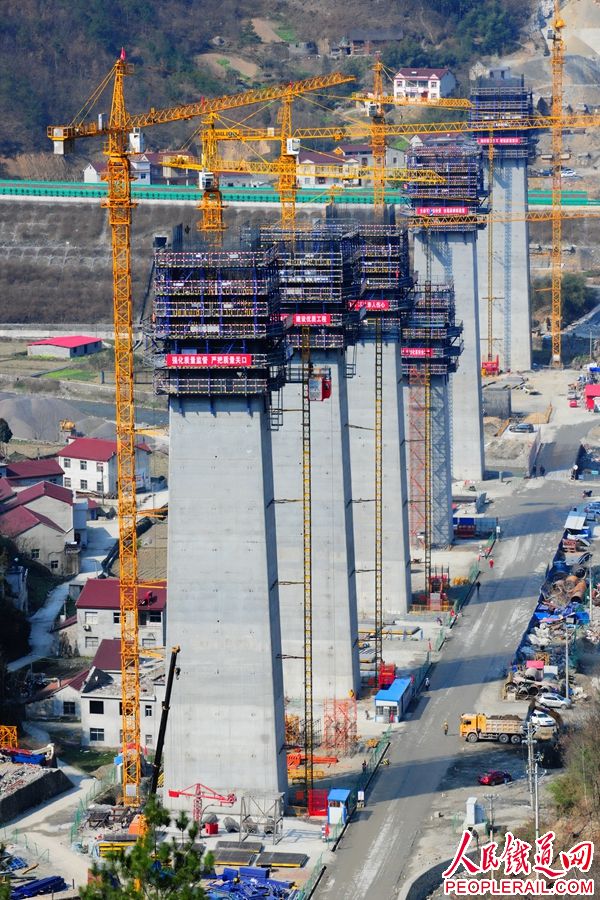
<box><xmin>483</xmin><ymin>793</ymin><xmax>497</xmax><ymax>845</ymax></box>
<box><xmin>525</xmin><ymin>721</ymin><xmax>537</xmax><ymax>807</ymax></box>
<box><xmin>564</xmin><ymin>626</ymin><xmax>570</xmax><ymax>699</ymax></box>
<box><xmin>533</xmin><ymin>755</ymin><xmax>540</xmax><ymax>842</ymax></box>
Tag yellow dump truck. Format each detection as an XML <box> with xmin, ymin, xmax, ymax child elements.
<box><xmin>460</xmin><ymin>713</ymin><xmax>524</xmax><ymax>744</ymax></box>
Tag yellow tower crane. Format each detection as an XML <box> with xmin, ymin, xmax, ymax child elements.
<box><xmin>48</xmin><ymin>56</ymin><xmax>356</xmax><ymax>807</ymax></box>
<box><xmin>551</xmin><ymin>0</ymin><xmax>565</xmax><ymax>366</ymax></box>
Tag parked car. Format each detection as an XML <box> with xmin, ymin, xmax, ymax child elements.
<box><xmin>538</xmin><ymin>692</ymin><xmax>571</xmax><ymax>709</ymax></box>
<box><xmin>529</xmin><ymin>711</ymin><xmax>556</xmax><ymax>728</ymax></box>
<box><xmin>509</xmin><ymin>423</ymin><xmax>535</xmax><ymax>433</ymax></box>
<box><xmin>478</xmin><ymin>770</ymin><xmax>513</xmax><ymax>786</ymax></box>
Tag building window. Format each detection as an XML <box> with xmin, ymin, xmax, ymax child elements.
<box><xmin>63</xmin><ymin>458</ymin><xmax>71</xmax><ymax>468</ymax></box>
<box><xmin>63</xmin><ymin>701</ymin><xmax>76</xmax><ymax>716</ymax></box>
<box><xmin>80</xmin><ymin>480</ymin><xmax>88</xmax><ymax>490</ymax></box>
<box><xmin>144</xmin><ymin>704</ymin><xmax>153</xmax><ymax>717</ymax></box>
<box><xmin>89</xmin><ymin>728</ymin><xmax>105</xmax><ymax>742</ymax></box>
<box><xmin>85</xmin><ymin>636</ymin><xmax>99</xmax><ymax>649</ymax></box>
<box><xmin>142</xmin><ymin>636</ymin><xmax>156</xmax><ymax>648</ymax></box>
<box><xmin>145</xmin><ymin>734</ymin><xmax>153</xmax><ymax>747</ymax></box>
<box><xmin>30</xmin><ymin>549</ymin><xmax>40</xmax><ymax>560</ymax></box>
<box><xmin>113</xmin><ymin>611</ymin><xmax>121</xmax><ymax>624</ymax></box>
<box><xmin>64</xmin><ymin>477</ymin><xmax>71</xmax><ymax>488</ymax></box>
<box><xmin>85</xmin><ymin>611</ymin><xmax>98</xmax><ymax>624</ymax></box>
<box><xmin>96</xmin><ymin>482</ymin><xmax>103</xmax><ymax>492</ymax></box>
<box><xmin>148</xmin><ymin>611</ymin><xmax>162</xmax><ymax>625</ymax></box>
<box><xmin>96</xmin><ymin>463</ymin><xmax>103</xmax><ymax>472</ymax></box>
<box><xmin>80</xmin><ymin>460</ymin><xmax>87</xmax><ymax>470</ymax></box>
<box><xmin>89</xmin><ymin>700</ymin><xmax>104</xmax><ymax>715</ymax></box>
<box><xmin>50</xmin><ymin>560</ymin><xmax>59</xmax><ymax>571</ymax></box>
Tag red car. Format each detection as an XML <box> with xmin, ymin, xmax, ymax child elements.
<box><xmin>478</xmin><ymin>770</ymin><xmax>513</xmax><ymax>786</ymax></box>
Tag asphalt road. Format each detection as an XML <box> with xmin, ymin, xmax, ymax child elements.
<box><xmin>315</xmin><ymin>425</ymin><xmax>586</xmax><ymax>899</ymax></box>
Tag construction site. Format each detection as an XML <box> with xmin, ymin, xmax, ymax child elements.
<box><xmin>6</xmin><ymin>0</ymin><xmax>600</xmax><ymax>896</ymax></box>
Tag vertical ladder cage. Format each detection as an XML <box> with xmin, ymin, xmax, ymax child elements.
<box><xmin>301</xmin><ymin>325</ymin><xmax>314</xmax><ymax>796</ymax></box>
<box><xmin>374</xmin><ymin>318</ymin><xmax>383</xmax><ymax>679</ymax></box>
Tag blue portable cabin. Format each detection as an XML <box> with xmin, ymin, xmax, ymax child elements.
<box><xmin>327</xmin><ymin>788</ymin><xmax>353</xmax><ymax>826</ymax></box>
<box><xmin>373</xmin><ymin>677</ymin><xmax>413</xmax><ymax>723</ymax></box>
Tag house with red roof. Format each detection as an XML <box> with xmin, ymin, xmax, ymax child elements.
<box><xmin>0</xmin><ymin>478</ymin><xmax>89</xmax><ymax>548</ymax></box>
<box><xmin>0</xmin><ymin>502</ymin><xmax>79</xmax><ymax>575</ymax></box>
<box><xmin>57</xmin><ymin>436</ymin><xmax>151</xmax><ymax>495</ymax></box>
<box><xmin>25</xmin><ymin>667</ymin><xmax>89</xmax><ymax>721</ymax></box>
<box><xmin>80</xmin><ymin>639</ymin><xmax>165</xmax><ymax>748</ymax></box>
<box><xmin>0</xmin><ymin>457</ymin><xmax>64</xmax><ymax>487</ymax></box>
<box><xmin>76</xmin><ymin>578</ymin><xmax>166</xmax><ymax>655</ymax></box>
<box><xmin>27</xmin><ymin>335</ymin><xmax>103</xmax><ymax>359</ymax></box>
<box><xmin>393</xmin><ymin>67</ymin><xmax>456</xmax><ymax>102</ymax></box>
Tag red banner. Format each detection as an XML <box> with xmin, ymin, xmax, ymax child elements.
<box><xmin>415</xmin><ymin>206</ymin><xmax>470</xmax><ymax>216</ymax></box>
<box><xmin>351</xmin><ymin>299</ymin><xmax>391</xmax><ymax>311</ymax></box>
<box><xmin>476</xmin><ymin>136</ymin><xmax>523</xmax><ymax>145</ymax></box>
<box><xmin>401</xmin><ymin>347</ymin><xmax>434</xmax><ymax>358</ymax></box>
<box><xmin>166</xmin><ymin>353</ymin><xmax>253</xmax><ymax>367</ymax></box>
<box><xmin>282</xmin><ymin>313</ymin><xmax>333</xmax><ymax>325</ymax></box>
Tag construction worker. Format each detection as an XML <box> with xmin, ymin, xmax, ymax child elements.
<box><xmin>362</xmin><ymin>760</ymin><xmax>367</xmax><ymax>775</ymax></box>
<box><xmin>443</xmin><ymin>721</ymin><xmax>449</xmax><ymax>736</ymax></box>
<box><xmin>489</xmin><ymin>557</ymin><xmax>495</xmax><ymax>570</ymax></box>
<box><xmin>475</xmin><ymin>581</ymin><xmax>481</xmax><ymax>597</ymax></box>
<box><xmin>424</xmin><ymin>676</ymin><xmax>430</xmax><ymax>690</ymax></box>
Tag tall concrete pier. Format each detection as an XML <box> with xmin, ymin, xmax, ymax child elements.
<box><xmin>407</xmin><ymin>140</ymin><xmax>486</xmax><ymax>482</ymax></box>
<box><xmin>471</xmin><ymin>70</ymin><xmax>533</xmax><ymax>372</ymax></box>
<box><xmin>152</xmin><ymin>245</ymin><xmax>288</xmax><ymax>799</ymax></box>
<box><xmin>263</xmin><ymin>224</ymin><xmax>361</xmax><ymax>702</ymax></box>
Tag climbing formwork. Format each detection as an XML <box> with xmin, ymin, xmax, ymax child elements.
<box><xmin>152</xmin><ymin>235</ymin><xmax>289</xmax><ymax>804</ymax></box>
<box><xmin>322</xmin><ymin>698</ymin><xmax>358</xmax><ymax>755</ymax></box>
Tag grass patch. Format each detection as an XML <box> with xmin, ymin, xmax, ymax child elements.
<box><xmin>42</xmin><ymin>367</ymin><xmax>98</xmax><ymax>382</ymax></box>
<box><xmin>28</xmin><ymin>568</ymin><xmax>63</xmax><ymax>614</ymax></box>
<box><xmin>58</xmin><ymin>744</ymin><xmax>115</xmax><ymax>773</ymax></box>
<box><xmin>217</xmin><ymin>58</ymin><xmax>231</xmax><ymax>68</ymax></box>
<box><xmin>275</xmin><ymin>24</ymin><xmax>296</xmax><ymax>42</ymax></box>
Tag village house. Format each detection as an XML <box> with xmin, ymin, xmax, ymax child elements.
<box><xmin>79</xmin><ymin>639</ymin><xmax>165</xmax><ymax>749</ymax></box>
<box><xmin>27</xmin><ymin>335</ymin><xmax>103</xmax><ymax>359</ymax></box>
<box><xmin>76</xmin><ymin>578</ymin><xmax>167</xmax><ymax>656</ymax></box>
<box><xmin>296</xmin><ymin>149</ymin><xmax>361</xmax><ymax>188</ymax></box>
<box><xmin>0</xmin><ymin>504</ymin><xmax>79</xmax><ymax>575</ymax></box>
<box><xmin>0</xmin><ymin>459</ymin><xmax>64</xmax><ymax>488</ymax></box>
<box><xmin>393</xmin><ymin>67</ymin><xmax>456</xmax><ymax>102</ymax></box>
<box><xmin>57</xmin><ymin>436</ymin><xmax>151</xmax><ymax>495</ymax></box>
<box><xmin>26</xmin><ymin>668</ymin><xmax>89</xmax><ymax>721</ymax></box>
<box><xmin>331</xmin><ymin>28</ymin><xmax>404</xmax><ymax>58</ymax></box>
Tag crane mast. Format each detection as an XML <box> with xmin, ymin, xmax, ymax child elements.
<box><xmin>551</xmin><ymin>0</ymin><xmax>565</xmax><ymax>366</ymax></box>
<box><xmin>102</xmin><ymin>51</ymin><xmax>141</xmax><ymax>805</ymax></box>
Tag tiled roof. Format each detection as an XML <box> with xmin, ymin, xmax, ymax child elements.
<box><xmin>298</xmin><ymin>150</ymin><xmax>358</xmax><ymax>167</ymax></box>
<box><xmin>0</xmin><ymin>505</ymin><xmax>64</xmax><ymax>538</ymax></box>
<box><xmin>0</xmin><ymin>476</ymin><xmax>15</xmax><ymax>502</ymax></box>
<box><xmin>57</xmin><ymin>436</ymin><xmax>151</xmax><ymax>462</ymax></box>
<box><xmin>395</xmin><ymin>67</ymin><xmax>450</xmax><ymax>79</ymax></box>
<box><xmin>5</xmin><ymin>458</ymin><xmax>64</xmax><ymax>481</ymax></box>
<box><xmin>5</xmin><ymin>481</ymin><xmax>73</xmax><ymax>509</ymax></box>
<box><xmin>27</xmin><ymin>667</ymin><xmax>89</xmax><ymax>702</ymax></box>
<box><xmin>337</xmin><ymin>143</ymin><xmax>373</xmax><ymax>154</ymax></box>
<box><xmin>28</xmin><ymin>335</ymin><xmax>102</xmax><ymax>349</ymax></box>
<box><xmin>92</xmin><ymin>639</ymin><xmax>121</xmax><ymax>672</ymax></box>
<box><xmin>76</xmin><ymin>578</ymin><xmax>167</xmax><ymax>611</ymax></box>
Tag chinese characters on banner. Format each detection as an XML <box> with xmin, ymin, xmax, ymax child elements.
<box><xmin>165</xmin><ymin>353</ymin><xmax>253</xmax><ymax>367</ymax></box>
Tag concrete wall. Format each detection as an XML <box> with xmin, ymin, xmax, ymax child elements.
<box><xmin>82</xmin><ymin>691</ymin><xmax>163</xmax><ymax>748</ymax></box>
<box><xmin>0</xmin><ymin>768</ymin><xmax>72</xmax><ymax>823</ymax></box>
<box><xmin>272</xmin><ymin>353</ymin><xmax>360</xmax><ymax>702</ymax></box>
<box><xmin>164</xmin><ymin>397</ymin><xmax>287</xmax><ymax>800</ymax></box>
<box><xmin>413</xmin><ymin>232</ymin><xmax>485</xmax><ymax>482</ymax></box>
<box><xmin>477</xmin><ymin>158</ymin><xmax>532</xmax><ymax>372</ymax></box>
<box><xmin>25</xmin><ymin>495</ymin><xmax>72</xmax><ymax>532</ymax></box>
<box><xmin>347</xmin><ymin>341</ymin><xmax>412</xmax><ymax>617</ymax></box>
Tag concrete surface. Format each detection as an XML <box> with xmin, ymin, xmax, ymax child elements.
<box><xmin>348</xmin><ymin>341</ymin><xmax>412</xmax><ymax>618</ymax></box>
<box><xmin>272</xmin><ymin>354</ymin><xmax>360</xmax><ymax>702</ymax></box>
<box><xmin>164</xmin><ymin>397</ymin><xmax>287</xmax><ymax>801</ymax></box>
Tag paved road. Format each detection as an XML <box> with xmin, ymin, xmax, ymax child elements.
<box><xmin>315</xmin><ymin>426</ymin><xmax>585</xmax><ymax>899</ymax></box>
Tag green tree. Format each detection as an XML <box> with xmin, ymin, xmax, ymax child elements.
<box><xmin>0</xmin><ymin>418</ymin><xmax>12</xmax><ymax>447</ymax></box>
<box><xmin>80</xmin><ymin>797</ymin><xmax>210</xmax><ymax>900</ymax></box>
<box><xmin>532</xmin><ymin>273</ymin><xmax>596</xmax><ymax>327</ymax></box>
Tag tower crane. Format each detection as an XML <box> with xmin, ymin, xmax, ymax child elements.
<box><xmin>550</xmin><ymin>0</ymin><xmax>565</xmax><ymax>366</ymax></box>
<box><xmin>48</xmin><ymin>55</ymin><xmax>354</xmax><ymax>807</ymax></box>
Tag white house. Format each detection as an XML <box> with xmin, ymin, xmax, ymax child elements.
<box><xmin>80</xmin><ymin>640</ymin><xmax>165</xmax><ymax>749</ymax></box>
<box><xmin>0</xmin><ymin>504</ymin><xmax>78</xmax><ymax>575</ymax></box>
<box><xmin>334</xmin><ymin>144</ymin><xmax>405</xmax><ymax>169</ymax></box>
<box><xmin>27</xmin><ymin>335</ymin><xmax>103</xmax><ymax>359</ymax></box>
<box><xmin>26</xmin><ymin>668</ymin><xmax>89</xmax><ymax>721</ymax></box>
<box><xmin>296</xmin><ymin>150</ymin><xmax>361</xmax><ymax>188</ymax></box>
<box><xmin>393</xmin><ymin>68</ymin><xmax>456</xmax><ymax>102</ymax></box>
<box><xmin>57</xmin><ymin>436</ymin><xmax>151</xmax><ymax>495</ymax></box>
<box><xmin>76</xmin><ymin>578</ymin><xmax>166</xmax><ymax>656</ymax></box>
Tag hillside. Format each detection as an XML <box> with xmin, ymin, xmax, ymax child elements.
<box><xmin>0</xmin><ymin>0</ymin><xmax>532</xmax><ymax>160</ymax></box>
